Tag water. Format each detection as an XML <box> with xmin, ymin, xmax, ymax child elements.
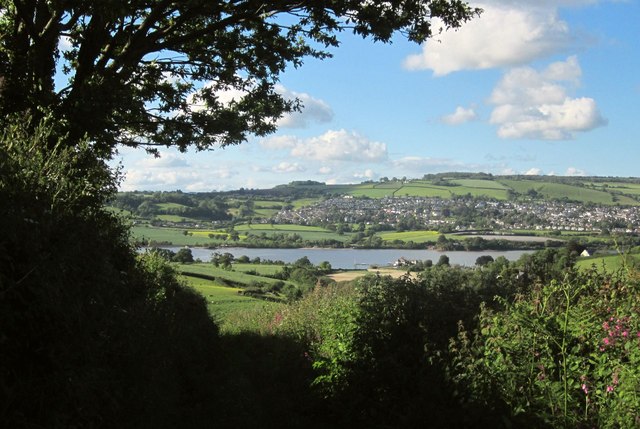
<box><xmin>153</xmin><ymin>246</ymin><xmax>532</xmax><ymax>269</ymax></box>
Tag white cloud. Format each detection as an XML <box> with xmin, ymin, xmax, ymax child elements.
<box><xmin>137</xmin><ymin>152</ymin><xmax>189</xmax><ymax>169</ymax></box>
<box><xmin>392</xmin><ymin>156</ymin><xmax>477</xmax><ymax>173</ymax></box>
<box><xmin>293</xmin><ymin>130</ymin><xmax>387</xmax><ymax>162</ymax></box>
<box><xmin>272</xmin><ymin>162</ymin><xmax>306</xmax><ymax>173</ymax></box>
<box><xmin>565</xmin><ymin>166</ymin><xmax>587</xmax><ymax>176</ymax></box>
<box><xmin>261</xmin><ymin>129</ymin><xmax>387</xmax><ymax>162</ymax></box>
<box><xmin>403</xmin><ymin>2</ymin><xmax>573</xmax><ymax>76</ymax></box>
<box><xmin>353</xmin><ymin>169</ymin><xmax>376</xmax><ymax>179</ymax></box>
<box><xmin>489</xmin><ymin>57</ymin><xmax>606</xmax><ymax>140</ymax></box>
<box><xmin>259</xmin><ymin>135</ymin><xmax>300</xmax><ymax>150</ymax></box>
<box><xmin>275</xmin><ymin>84</ymin><xmax>334</xmax><ymax>128</ymax></box>
<box><xmin>119</xmin><ymin>152</ymin><xmax>239</xmax><ymax>191</ymax></box>
<box><xmin>318</xmin><ymin>166</ymin><xmax>333</xmax><ymax>174</ymax></box>
<box><xmin>441</xmin><ymin>106</ymin><xmax>477</xmax><ymax>125</ymax></box>
<box><xmin>525</xmin><ymin>168</ymin><xmax>543</xmax><ymax>175</ymax></box>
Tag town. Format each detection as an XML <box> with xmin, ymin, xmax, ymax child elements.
<box><xmin>273</xmin><ymin>196</ymin><xmax>640</xmax><ymax>234</ymax></box>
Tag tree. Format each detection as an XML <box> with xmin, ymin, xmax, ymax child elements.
<box><xmin>475</xmin><ymin>254</ymin><xmax>494</xmax><ymax>267</ymax></box>
<box><xmin>436</xmin><ymin>254</ymin><xmax>450</xmax><ymax>267</ymax></box>
<box><xmin>173</xmin><ymin>247</ymin><xmax>194</xmax><ymax>263</ymax></box>
<box><xmin>0</xmin><ymin>1</ymin><xmax>480</xmax><ymax>158</ymax></box>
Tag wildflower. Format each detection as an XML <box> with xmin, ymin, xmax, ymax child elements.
<box><xmin>606</xmin><ymin>385</ymin><xmax>615</xmax><ymax>393</ymax></box>
<box><xmin>603</xmin><ymin>337</ymin><xmax>611</xmax><ymax>346</ymax></box>
<box><xmin>581</xmin><ymin>384</ymin><xmax>589</xmax><ymax>395</ymax></box>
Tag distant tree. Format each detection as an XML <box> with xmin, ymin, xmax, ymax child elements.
<box><xmin>149</xmin><ymin>247</ymin><xmax>176</xmax><ymax>261</ymax></box>
<box><xmin>173</xmin><ymin>248</ymin><xmax>194</xmax><ymax>263</ymax></box>
<box><xmin>236</xmin><ymin>255</ymin><xmax>250</xmax><ymax>264</ymax></box>
<box><xmin>475</xmin><ymin>255</ymin><xmax>494</xmax><ymax>267</ymax></box>
<box><xmin>318</xmin><ymin>261</ymin><xmax>333</xmax><ymax>273</ymax></box>
<box><xmin>436</xmin><ymin>254</ymin><xmax>450</xmax><ymax>267</ymax></box>
<box><xmin>211</xmin><ymin>252</ymin><xmax>234</xmax><ymax>270</ymax></box>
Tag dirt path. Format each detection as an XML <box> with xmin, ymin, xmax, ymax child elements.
<box><xmin>328</xmin><ymin>268</ymin><xmax>415</xmax><ymax>282</ymax></box>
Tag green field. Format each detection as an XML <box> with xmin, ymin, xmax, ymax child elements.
<box><xmin>291</xmin><ymin>198</ymin><xmax>321</xmax><ymax>209</ymax></box>
<box><xmin>590</xmin><ymin>182</ymin><xmax>640</xmax><ymax>196</ymax></box>
<box><xmin>236</xmin><ymin>223</ymin><xmax>350</xmax><ymax>241</ymax></box>
<box><xmin>177</xmin><ymin>263</ymin><xmax>287</xmax><ymax>286</ymax></box>
<box><xmin>232</xmin><ymin>263</ymin><xmax>284</xmax><ymax>276</ymax></box>
<box><xmin>253</xmin><ymin>208</ymin><xmax>280</xmax><ymax>217</ymax></box>
<box><xmin>349</xmin><ymin>185</ymin><xmax>398</xmax><ymax>198</ymax></box>
<box><xmin>451</xmin><ymin>179</ymin><xmax>510</xmax><ymax>190</ymax></box>
<box><xmin>131</xmin><ymin>223</ymin><xmax>351</xmax><ymax>245</ymax></box>
<box><xmin>365</xmin><ymin>179</ymin><xmax>512</xmax><ymax>200</ymax></box>
<box><xmin>182</xmin><ymin>275</ymin><xmax>264</xmax><ymax>318</ymax></box>
<box><xmin>393</xmin><ymin>185</ymin><xmax>452</xmax><ymax>198</ymax></box>
<box><xmin>155</xmin><ymin>214</ymin><xmax>199</xmax><ymax>222</ymax></box>
<box><xmin>497</xmin><ymin>179</ymin><xmax>638</xmax><ymax>205</ymax></box>
<box><xmin>576</xmin><ymin>253</ymin><xmax>640</xmax><ymax>272</ymax></box>
<box><xmin>378</xmin><ymin>230</ymin><xmax>440</xmax><ymax>243</ymax></box>
<box><xmin>155</xmin><ymin>202</ymin><xmax>190</xmax><ymax>210</ymax></box>
<box><xmin>132</xmin><ymin>225</ymin><xmax>221</xmax><ymax>245</ymax></box>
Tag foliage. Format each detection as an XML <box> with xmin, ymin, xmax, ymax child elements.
<box><xmin>450</xmin><ymin>267</ymin><xmax>640</xmax><ymax>428</ymax></box>
<box><xmin>0</xmin><ymin>0</ymin><xmax>480</xmax><ymax>157</ymax></box>
<box><xmin>173</xmin><ymin>247</ymin><xmax>194</xmax><ymax>263</ymax></box>
<box><xmin>0</xmin><ymin>117</ymin><xmax>222</xmax><ymax>428</ymax></box>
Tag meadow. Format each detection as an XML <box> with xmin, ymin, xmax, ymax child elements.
<box><xmin>378</xmin><ymin>230</ymin><xmax>440</xmax><ymax>243</ymax></box>
<box><xmin>176</xmin><ymin>262</ymin><xmax>289</xmax><ymax>287</ymax></box>
<box><xmin>131</xmin><ymin>223</ymin><xmax>352</xmax><ymax>246</ymax></box>
<box><xmin>576</xmin><ymin>252</ymin><xmax>640</xmax><ymax>272</ymax></box>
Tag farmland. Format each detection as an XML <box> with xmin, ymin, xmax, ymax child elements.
<box><xmin>117</xmin><ymin>174</ymin><xmax>640</xmax><ymax>252</ymax></box>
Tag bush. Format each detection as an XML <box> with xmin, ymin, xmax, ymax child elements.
<box><xmin>450</xmin><ymin>267</ymin><xmax>640</xmax><ymax>428</ymax></box>
<box><xmin>0</xmin><ymin>117</ymin><xmax>221</xmax><ymax>428</ymax></box>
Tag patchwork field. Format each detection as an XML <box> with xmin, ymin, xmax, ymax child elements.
<box><xmin>131</xmin><ymin>223</ymin><xmax>352</xmax><ymax>245</ymax></box>
<box><xmin>378</xmin><ymin>230</ymin><xmax>440</xmax><ymax>243</ymax></box>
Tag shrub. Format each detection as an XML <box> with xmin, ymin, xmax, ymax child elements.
<box><xmin>0</xmin><ymin>117</ymin><xmax>221</xmax><ymax>428</ymax></box>
<box><xmin>450</xmin><ymin>267</ymin><xmax>640</xmax><ymax>428</ymax></box>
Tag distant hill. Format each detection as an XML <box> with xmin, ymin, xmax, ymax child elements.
<box><xmin>111</xmin><ymin>173</ymin><xmax>640</xmax><ymax>226</ymax></box>
<box><xmin>262</xmin><ymin>173</ymin><xmax>640</xmax><ymax>206</ymax></box>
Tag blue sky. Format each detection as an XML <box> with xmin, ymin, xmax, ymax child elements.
<box><xmin>114</xmin><ymin>0</ymin><xmax>640</xmax><ymax>191</ymax></box>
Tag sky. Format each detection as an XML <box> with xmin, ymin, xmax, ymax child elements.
<box><xmin>113</xmin><ymin>0</ymin><xmax>640</xmax><ymax>192</ymax></box>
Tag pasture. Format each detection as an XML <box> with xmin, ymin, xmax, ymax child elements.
<box><xmin>132</xmin><ymin>225</ymin><xmax>221</xmax><ymax>246</ymax></box>
<box><xmin>576</xmin><ymin>253</ymin><xmax>640</xmax><ymax>272</ymax></box>
<box><xmin>378</xmin><ymin>230</ymin><xmax>440</xmax><ymax>243</ymax></box>
<box><xmin>235</xmin><ymin>223</ymin><xmax>351</xmax><ymax>241</ymax></box>
<box><xmin>176</xmin><ymin>263</ymin><xmax>289</xmax><ymax>287</ymax></box>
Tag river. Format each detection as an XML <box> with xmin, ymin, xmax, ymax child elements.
<box><xmin>155</xmin><ymin>246</ymin><xmax>533</xmax><ymax>270</ymax></box>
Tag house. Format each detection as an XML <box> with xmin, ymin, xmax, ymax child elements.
<box><xmin>393</xmin><ymin>257</ymin><xmax>417</xmax><ymax>267</ymax></box>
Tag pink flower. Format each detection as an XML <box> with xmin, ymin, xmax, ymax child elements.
<box><xmin>603</xmin><ymin>338</ymin><xmax>611</xmax><ymax>345</ymax></box>
<box><xmin>582</xmin><ymin>384</ymin><xmax>589</xmax><ymax>395</ymax></box>
<box><xmin>607</xmin><ymin>385</ymin><xmax>615</xmax><ymax>393</ymax></box>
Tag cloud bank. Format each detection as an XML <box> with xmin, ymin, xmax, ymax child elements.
<box><xmin>261</xmin><ymin>129</ymin><xmax>388</xmax><ymax>162</ymax></box>
<box><xmin>488</xmin><ymin>56</ymin><xmax>607</xmax><ymax>140</ymax></box>
<box><xmin>404</xmin><ymin>2</ymin><xmax>574</xmax><ymax>76</ymax></box>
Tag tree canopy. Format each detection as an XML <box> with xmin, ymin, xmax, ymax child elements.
<box><xmin>0</xmin><ymin>0</ymin><xmax>480</xmax><ymax>158</ymax></box>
